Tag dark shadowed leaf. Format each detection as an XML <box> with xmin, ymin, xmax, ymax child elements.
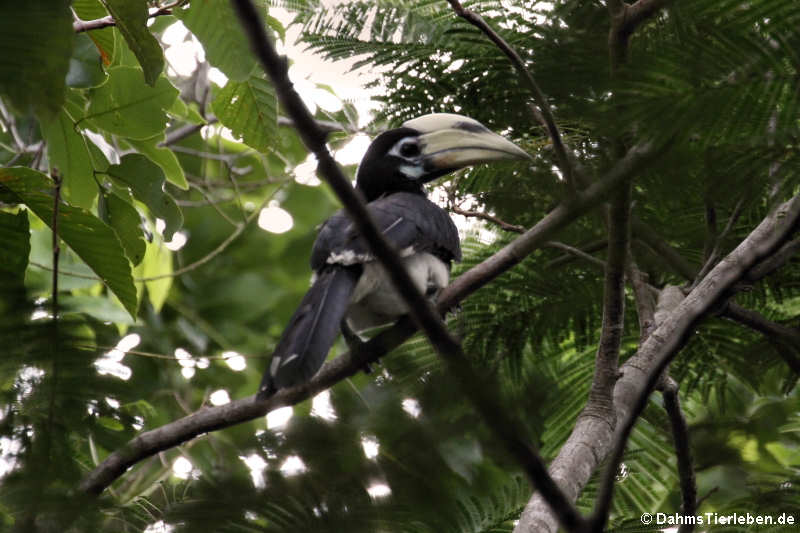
<box><xmin>99</xmin><ymin>0</ymin><xmax>164</xmax><ymax>85</ymax></box>
<box><xmin>105</xmin><ymin>154</ymin><xmax>183</xmax><ymax>241</ymax></box>
<box><xmin>0</xmin><ymin>0</ymin><xmax>73</xmax><ymax>118</ymax></box>
<box><xmin>0</xmin><ymin>167</ymin><xmax>137</xmax><ymax>317</ymax></box>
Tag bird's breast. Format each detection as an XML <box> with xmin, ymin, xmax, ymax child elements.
<box><xmin>345</xmin><ymin>251</ymin><xmax>450</xmax><ymax>332</ymax></box>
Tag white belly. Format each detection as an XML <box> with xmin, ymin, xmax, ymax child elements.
<box><xmin>346</xmin><ymin>251</ymin><xmax>449</xmax><ymax>332</ymax></box>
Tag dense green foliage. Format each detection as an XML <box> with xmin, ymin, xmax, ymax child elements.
<box><xmin>0</xmin><ymin>0</ymin><xmax>799</xmax><ymax>532</ymax></box>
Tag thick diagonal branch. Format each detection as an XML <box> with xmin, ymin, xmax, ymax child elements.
<box><xmin>78</xmin><ymin>138</ymin><xmax>656</xmax><ymax>498</ymax></box>
<box><xmin>589</xmin><ymin>193</ymin><xmax>800</xmax><ymax>531</ymax></box>
<box><xmin>230</xmin><ymin>1</ymin><xmax>584</xmax><ymax>528</ymax></box>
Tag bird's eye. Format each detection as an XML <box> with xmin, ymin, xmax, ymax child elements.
<box><xmin>399</xmin><ymin>142</ymin><xmax>420</xmax><ymax>158</ymax></box>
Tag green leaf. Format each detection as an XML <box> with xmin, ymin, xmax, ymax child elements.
<box><xmin>134</xmin><ymin>234</ymin><xmax>173</xmax><ymax>313</ymax></box>
<box><xmin>40</xmin><ymin>92</ymin><xmax>106</xmax><ymax>210</ymax></box>
<box><xmin>174</xmin><ymin>1</ymin><xmax>265</xmax><ymax>82</ymax></box>
<box><xmin>0</xmin><ymin>0</ymin><xmax>73</xmax><ymax>118</ymax></box>
<box><xmin>87</xmin><ymin>66</ymin><xmax>178</xmax><ymax>140</ymax></box>
<box><xmin>73</xmin><ymin>0</ymin><xmax>117</xmax><ymax>66</ymax></box>
<box><xmin>126</xmin><ymin>135</ymin><xmax>189</xmax><ymax>190</ymax></box>
<box><xmin>0</xmin><ymin>167</ymin><xmax>138</xmax><ymax>318</ymax></box>
<box><xmin>168</xmin><ymin>96</ymin><xmax>206</xmax><ymax>125</ymax></box>
<box><xmin>99</xmin><ymin>190</ymin><xmax>146</xmax><ymax>266</ymax></box>
<box><xmin>67</xmin><ymin>33</ymin><xmax>108</xmax><ymax>89</ymax></box>
<box><xmin>105</xmin><ymin>154</ymin><xmax>183</xmax><ymax>241</ymax></box>
<box><xmin>0</xmin><ymin>210</ymin><xmax>30</xmax><ymax>292</ymax></box>
<box><xmin>212</xmin><ymin>75</ymin><xmax>278</xmax><ymax>152</ymax></box>
<box><xmin>99</xmin><ymin>0</ymin><xmax>164</xmax><ymax>86</ymax></box>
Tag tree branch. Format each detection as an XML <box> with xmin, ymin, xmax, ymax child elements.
<box><xmin>661</xmin><ymin>377</ymin><xmax>697</xmax><ymax>533</ymax></box>
<box><xmin>450</xmin><ymin>205</ymin><xmax>525</xmax><ymax>233</ymax></box>
<box><xmin>588</xmin><ymin>193</ymin><xmax>800</xmax><ymax>531</ymax></box>
<box><xmin>445</xmin><ymin>0</ymin><xmax>577</xmax><ymax>192</ymax></box>
<box><xmin>230</xmin><ymin>1</ymin><xmax>585</xmax><ymax>529</ymax></box>
<box><xmin>722</xmin><ymin>303</ymin><xmax>800</xmax><ymax>374</ymax></box>
<box><xmin>78</xmin><ymin>133</ymin><xmax>657</xmax><ymax>502</ymax></box>
<box><xmin>586</xmin><ymin>184</ymin><xmax>631</xmax><ymax>419</ymax></box>
<box><xmin>73</xmin><ymin>3</ymin><xmax>179</xmax><ymax>33</ymax></box>
<box><xmin>631</xmin><ymin>216</ymin><xmax>698</xmax><ymax>280</ymax></box>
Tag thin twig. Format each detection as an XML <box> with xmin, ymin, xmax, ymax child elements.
<box><xmin>73</xmin><ymin>1</ymin><xmax>182</xmax><ymax>33</ymax></box>
<box><xmin>445</xmin><ymin>0</ymin><xmax>577</xmax><ymax>193</ymax></box>
<box><xmin>695</xmin><ymin>196</ymin><xmax>747</xmax><ymax>284</ymax></box>
<box><xmin>137</xmin><ymin>185</ymin><xmax>280</xmax><ymax>281</ymax></box>
<box><xmin>230</xmin><ymin>1</ymin><xmax>585</xmax><ymax>529</ymax></box>
<box><xmin>661</xmin><ymin>377</ymin><xmax>697</xmax><ymax>533</ymax></box>
<box><xmin>722</xmin><ymin>303</ymin><xmax>800</xmax><ymax>374</ymax></box>
<box><xmin>51</xmin><ymin>171</ymin><xmax>63</xmax><ymax>319</ymax></box>
<box><xmin>450</xmin><ymin>205</ymin><xmax>525</xmax><ymax>233</ymax></box>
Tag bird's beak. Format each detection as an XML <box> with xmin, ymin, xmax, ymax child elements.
<box><xmin>417</xmin><ymin>128</ymin><xmax>531</xmax><ymax>175</ymax></box>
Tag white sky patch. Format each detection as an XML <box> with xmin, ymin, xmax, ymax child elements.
<box><xmin>223</xmin><ymin>351</ymin><xmax>247</xmax><ymax>371</ymax></box>
<box><xmin>95</xmin><ymin>333</ymin><xmax>140</xmax><ymax>381</ymax></box>
<box><xmin>240</xmin><ymin>453</ymin><xmax>268</xmax><ymax>488</ymax></box>
<box><xmin>0</xmin><ymin>436</ymin><xmax>22</xmax><ymax>478</ymax></box>
<box><xmin>143</xmin><ymin>520</ymin><xmax>174</xmax><ymax>533</ymax></box>
<box><xmin>361</xmin><ymin>435</ymin><xmax>380</xmax><ymax>460</ymax></box>
<box><xmin>311</xmin><ymin>390</ymin><xmax>337</xmax><ymax>421</ymax></box>
<box><xmin>209</xmin><ymin>389</ymin><xmax>230</xmax><ymax>406</ymax></box>
<box><xmin>172</xmin><ymin>456</ymin><xmax>193</xmax><ymax>479</ymax></box>
<box><xmin>335</xmin><ymin>133</ymin><xmax>371</xmax><ymax>166</ymax></box>
<box><xmin>279</xmin><ymin>455</ymin><xmax>307</xmax><ymax>476</ymax></box>
<box><xmin>164</xmin><ymin>230</ymin><xmax>188</xmax><ymax>251</ymax></box>
<box><xmin>258</xmin><ymin>200</ymin><xmax>294</xmax><ymax>234</ymax></box>
<box><xmin>181</xmin><ymin>367</ymin><xmax>195</xmax><ymax>380</ymax></box>
<box><xmin>266</xmin><ymin>406</ymin><xmax>293</xmax><ymax>429</ymax></box>
<box><xmin>196</xmin><ymin>357</ymin><xmax>210</xmax><ymax>369</ymax></box>
<box><xmin>30</xmin><ymin>309</ymin><xmax>50</xmax><ymax>321</ymax></box>
<box><xmin>367</xmin><ymin>483</ymin><xmax>391</xmax><ymax>499</ymax></box>
<box><xmin>105</xmin><ymin>397</ymin><xmax>120</xmax><ymax>409</ymax></box>
<box><xmin>293</xmin><ymin>155</ymin><xmax>321</xmax><ymax>186</ymax></box>
<box><xmin>402</xmin><ymin>398</ymin><xmax>422</xmax><ymax>418</ymax></box>
<box><xmin>208</xmin><ymin>67</ymin><xmax>228</xmax><ymax>87</ymax></box>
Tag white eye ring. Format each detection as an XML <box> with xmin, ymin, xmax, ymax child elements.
<box><xmin>389</xmin><ymin>136</ymin><xmax>421</xmax><ymax>160</ymax></box>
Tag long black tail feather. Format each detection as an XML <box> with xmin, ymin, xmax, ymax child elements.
<box><xmin>258</xmin><ymin>266</ymin><xmax>359</xmax><ymax>398</ymax></box>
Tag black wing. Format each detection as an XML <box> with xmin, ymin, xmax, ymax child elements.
<box><xmin>310</xmin><ymin>192</ymin><xmax>461</xmax><ymax>271</ymax></box>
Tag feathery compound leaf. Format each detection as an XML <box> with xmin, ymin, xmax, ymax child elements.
<box><xmin>212</xmin><ymin>75</ymin><xmax>278</xmax><ymax>152</ymax></box>
<box><xmin>0</xmin><ymin>167</ymin><xmax>138</xmax><ymax>318</ymax></box>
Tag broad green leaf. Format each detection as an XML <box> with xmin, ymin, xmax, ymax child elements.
<box><xmin>212</xmin><ymin>75</ymin><xmax>278</xmax><ymax>152</ymax></box>
<box><xmin>61</xmin><ymin>294</ymin><xmax>137</xmax><ymax>326</ymax></box>
<box><xmin>0</xmin><ymin>167</ymin><xmax>137</xmax><ymax>318</ymax></box>
<box><xmin>105</xmin><ymin>154</ymin><xmax>183</xmax><ymax>240</ymax></box>
<box><xmin>99</xmin><ymin>190</ymin><xmax>146</xmax><ymax>266</ymax></box>
<box><xmin>126</xmin><ymin>135</ymin><xmax>189</xmax><ymax>190</ymax></box>
<box><xmin>87</xmin><ymin>66</ymin><xmax>178</xmax><ymax>140</ymax></box>
<box><xmin>72</xmin><ymin>0</ymin><xmax>116</xmax><ymax>65</ymax></box>
<box><xmin>40</xmin><ymin>92</ymin><xmax>106</xmax><ymax>210</ymax></box>
<box><xmin>174</xmin><ymin>1</ymin><xmax>265</xmax><ymax>82</ymax></box>
<box><xmin>134</xmin><ymin>235</ymin><xmax>173</xmax><ymax>313</ymax></box>
<box><xmin>67</xmin><ymin>33</ymin><xmax>108</xmax><ymax>89</ymax></box>
<box><xmin>168</xmin><ymin>96</ymin><xmax>206</xmax><ymax>125</ymax></box>
<box><xmin>0</xmin><ymin>210</ymin><xmax>30</xmax><ymax>292</ymax></box>
<box><xmin>99</xmin><ymin>0</ymin><xmax>164</xmax><ymax>86</ymax></box>
<box><xmin>0</xmin><ymin>0</ymin><xmax>73</xmax><ymax>118</ymax></box>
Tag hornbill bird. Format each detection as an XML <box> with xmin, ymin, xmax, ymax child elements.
<box><xmin>259</xmin><ymin>113</ymin><xmax>529</xmax><ymax>397</ymax></box>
